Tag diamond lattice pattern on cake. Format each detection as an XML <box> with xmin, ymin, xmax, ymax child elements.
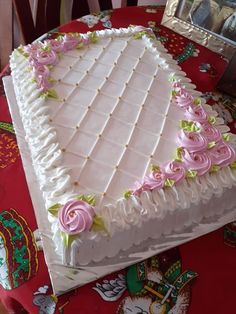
<box><xmin>47</xmin><ymin>35</ymin><xmax>179</xmax><ymax>206</ymax></box>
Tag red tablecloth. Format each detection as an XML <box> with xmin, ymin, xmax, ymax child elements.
<box><xmin>0</xmin><ymin>5</ymin><xmax>236</xmax><ymax>314</ymax></box>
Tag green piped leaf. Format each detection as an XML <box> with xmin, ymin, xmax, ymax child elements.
<box><xmin>48</xmin><ymin>203</ymin><xmax>62</xmax><ymax>216</ymax></box>
<box><xmin>16</xmin><ymin>46</ymin><xmax>24</xmax><ymax>54</ymax></box>
<box><xmin>169</xmin><ymin>75</ymin><xmax>176</xmax><ymax>83</ymax></box>
<box><xmin>0</xmin><ymin>122</ymin><xmax>15</xmax><ymax>134</ymax></box>
<box><xmin>56</xmin><ymin>34</ymin><xmax>64</xmax><ymax>41</ymax></box>
<box><xmin>41</xmin><ymin>44</ymin><xmax>51</xmax><ymax>52</ymax></box>
<box><xmin>58</xmin><ymin>53</ymin><xmax>63</xmax><ymax>60</ymax></box>
<box><xmin>48</xmin><ymin>77</ymin><xmax>57</xmax><ymax>83</ymax></box>
<box><xmin>208</xmin><ymin>116</ymin><xmax>216</xmax><ymax>124</ymax></box>
<box><xmin>180</xmin><ymin>120</ymin><xmax>200</xmax><ymax>132</ymax></box>
<box><xmin>230</xmin><ymin>161</ymin><xmax>236</xmax><ymax>170</ymax></box>
<box><xmin>186</xmin><ymin>169</ymin><xmax>197</xmax><ymax>178</ymax></box>
<box><xmin>61</xmin><ymin>232</ymin><xmax>78</xmax><ymax>248</ymax></box>
<box><xmin>92</xmin><ymin>215</ymin><xmax>108</xmax><ymax>234</ymax></box>
<box><xmin>223</xmin><ymin>133</ymin><xmax>230</xmax><ymax>141</ymax></box>
<box><xmin>175</xmin><ymin>147</ymin><xmax>184</xmax><ymax>162</ymax></box>
<box><xmin>133</xmin><ymin>31</ymin><xmax>147</xmax><ymax>39</ymax></box>
<box><xmin>210</xmin><ymin>165</ymin><xmax>221</xmax><ymax>173</ymax></box>
<box><xmin>70</xmin><ymin>32</ymin><xmax>81</xmax><ymax>40</ymax></box>
<box><xmin>76</xmin><ymin>42</ymin><xmax>84</xmax><ymax>49</ymax></box>
<box><xmin>16</xmin><ymin>46</ymin><xmax>29</xmax><ymax>58</ymax></box>
<box><xmin>77</xmin><ymin>194</ymin><xmax>96</xmax><ymax>206</ymax></box>
<box><xmin>193</xmin><ymin>98</ymin><xmax>201</xmax><ymax>106</ymax></box>
<box><xmin>124</xmin><ymin>190</ymin><xmax>132</xmax><ymax>200</ymax></box>
<box><xmin>150</xmin><ymin>164</ymin><xmax>160</xmax><ymax>172</ymax></box>
<box><xmin>89</xmin><ymin>32</ymin><xmax>98</xmax><ymax>43</ymax></box>
<box><xmin>147</xmin><ymin>33</ymin><xmax>156</xmax><ymax>40</ymax></box>
<box><xmin>172</xmin><ymin>90</ymin><xmax>178</xmax><ymax>97</ymax></box>
<box><xmin>164</xmin><ymin>178</ymin><xmax>175</xmax><ymax>187</ymax></box>
<box><xmin>47</xmin><ymin>64</ymin><xmax>54</xmax><ymax>70</ymax></box>
<box><xmin>207</xmin><ymin>141</ymin><xmax>216</xmax><ymax>149</ymax></box>
<box><xmin>41</xmin><ymin>89</ymin><xmax>58</xmax><ymax>99</ymax></box>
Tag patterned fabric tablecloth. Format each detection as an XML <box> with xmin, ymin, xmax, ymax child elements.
<box><xmin>0</xmin><ymin>5</ymin><xmax>235</xmax><ymax>314</ymax></box>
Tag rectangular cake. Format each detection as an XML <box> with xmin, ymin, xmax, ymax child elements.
<box><xmin>10</xmin><ymin>26</ymin><xmax>236</xmax><ymax>267</ymax></box>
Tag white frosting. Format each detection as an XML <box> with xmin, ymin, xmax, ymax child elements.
<box><xmin>10</xmin><ymin>27</ymin><xmax>236</xmax><ymax>266</ymax></box>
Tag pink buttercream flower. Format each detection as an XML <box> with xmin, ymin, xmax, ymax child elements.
<box><xmin>185</xmin><ymin>105</ymin><xmax>208</xmax><ymax>123</ymax></box>
<box><xmin>36</xmin><ymin>75</ymin><xmax>52</xmax><ymax>92</ymax></box>
<box><xmin>132</xmin><ymin>180</ymin><xmax>152</xmax><ymax>196</ymax></box>
<box><xmin>62</xmin><ymin>34</ymin><xmax>81</xmax><ymax>51</ymax></box>
<box><xmin>33</xmin><ymin>64</ymin><xmax>50</xmax><ymax>78</ymax></box>
<box><xmin>23</xmin><ymin>42</ymin><xmax>43</xmax><ymax>55</ymax></box>
<box><xmin>144</xmin><ymin>170</ymin><xmax>166</xmax><ymax>191</ymax></box>
<box><xmin>201</xmin><ymin>123</ymin><xmax>222</xmax><ymax>142</ymax></box>
<box><xmin>208</xmin><ymin>140</ymin><xmax>236</xmax><ymax>167</ymax></box>
<box><xmin>161</xmin><ymin>160</ymin><xmax>186</xmax><ymax>184</ymax></box>
<box><xmin>58</xmin><ymin>200</ymin><xmax>95</xmax><ymax>235</ymax></box>
<box><xmin>178</xmin><ymin>129</ymin><xmax>208</xmax><ymax>153</ymax></box>
<box><xmin>46</xmin><ymin>39</ymin><xmax>64</xmax><ymax>53</ymax></box>
<box><xmin>133</xmin><ymin>26</ymin><xmax>153</xmax><ymax>35</ymax></box>
<box><xmin>181</xmin><ymin>148</ymin><xmax>212</xmax><ymax>176</ymax></box>
<box><xmin>81</xmin><ymin>35</ymin><xmax>90</xmax><ymax>46</ymax></box>
<box><xmin>175</xmin><ymin>89</ymin><xmax>194</xmax><ymax>109</ymax></box>
<box><xmin>36</xmin><ymin>49</ymin><xmax>58</xmax><ymax>65</ymax></box>
<box><xmin>33</xmin><ymin>64</ymin><xmax>51</xmax><ymax>91</ymax></box>
<box><xmin>28</xmin><ymin>56</ymin><xmax>43</xmax><ymax>68</ymax></box>
<box><xmin>173</xmin><ymin>82</ymin><xmax>181</xmax><ymax>91</ymax></box>
<box><xmin>133</xmin><ymin>26</ymin><xmax>147</xmax><ymax>32</ymax></box>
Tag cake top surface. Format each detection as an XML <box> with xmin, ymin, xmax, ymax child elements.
<box><xmin>10</xmin><ymin>26</ymin><xmax>236</xmax><ymax>243</ymax></box>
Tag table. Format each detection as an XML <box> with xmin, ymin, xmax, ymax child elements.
<box><xmin>0</xmin><ymin>5</ymin><xmax>236</xmax><ymax>314</ymax></box>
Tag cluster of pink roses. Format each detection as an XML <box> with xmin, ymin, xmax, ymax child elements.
<box><xmin>132</xmin><ymin>83</ymin><xmax>236</xmax><ymax>197</ymax></box>
<box><xmin>23</xmin><ymin>33</ymin><xmax>91</xmax><ymax>92</ymax></box>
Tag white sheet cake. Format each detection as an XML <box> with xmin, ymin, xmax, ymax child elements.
<box><xmin>10</xmin><ymin>27</ymin><xmax>236</xmax><ymax>267</ymax></box>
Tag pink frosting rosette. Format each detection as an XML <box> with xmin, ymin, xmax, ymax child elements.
<box><xmin>208</xmin><ymin>140</ymin><xmax>236</xmax><ymax>167</ymax></box>
<box><xmin>201</xmin><ymin>123</ymin><xmax>222</xmax><ymax>142</ymax></box>
<box><xmin>36</xmin><ymin>49</ymin><xmax>58</xmax><ymax>65</ymax></box>
<box><xmin>173</xmin><ymin>82</ymin><xmax>181</xmax><ymax>92</ymax></box>
<box><xmin>161</xmin><ymin>160</ymin><xmax>186</xmax><ymax>184</ymax></box>
<box><xmin>175</xmin><ymin>89</ymin><xmax>194</xmax><ymax>109</ymax></box>
<box><xmin>36</xmin><ymin>75</ymin><xmax>52</xmax><ymax>92</ymax></box>
<box><xmin>32</xmin><ymin>64</ymin><xmax>51</xmax><ymax>91</ymax></box>
<box><xmin>58</xmin><ymin>200</ymin><xmax>95</xmax><ymax>235</ymax></box>
<box><xmin>144</xmin><ymin>170</ymin><xmax>166</xmax><ymax>191</ymax></box>
<box><xmin>133</xmin><ymin>180</ymin><xmax>152</xmax><ymax>196</ymax></box>
<box><xmin>23</xmin><ymin>42</ymin><xmax>43</xmax><ymax>55</ymax></box>
<box><xmin>29</xmin><ymin>56</ymin><xmax>43</xmax><ymax>68</ymax></box>
<box><xmin>181</xmin><ymin>148</ymin><xmax>212</xmax><ymax>176</ymax></box>
<box><xmin>185</xmin><ymin>105</ymin><xmax>208</xmax><ymax>123</ymax></box>
<box><xmin>133</xmin><ymin>26</ymin><xmax>148</xmax><ymax>32</ymax></box>
<box><xmin>46</xmin><ymin>39</ymin><xmax>64</xmax><ymax>53</ymax></box>
<box><xmin>178</xmin><ymin>129</ymin><xmax>208</xmax><ymax>153</ymax></box>
<box><xmin>62</xmin><ymin>34</ymin><xmax>81</xmax><ymax>51</ymax></box>
<box><xmin>81</xmin><ymin>35</ymin><xmax>91</xmax><ymax>46</ymax></box>
<box><xmin>33</xmin><ymin>64</ymin><xmax>50</xmax><ymax>78</ymax></box>
<box><xmin>133</xmin><ymin>25</ymin><xmax>153</xmax><ymax>35</ymax></box>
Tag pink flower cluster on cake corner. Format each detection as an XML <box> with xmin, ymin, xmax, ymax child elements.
<box><xmin>22</xmin><ymin>33</ymin><xmax>94</xmax><ymax>93</ymax></box>
<box><xmin>131</xmin><ymin>82</ymin><xmax>236</xmax><ymax>197</ymax></box>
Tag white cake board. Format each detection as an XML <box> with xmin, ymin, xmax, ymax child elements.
<box><xmin>3</xmin><ymin>76</ymin><xmax>236</xmax><ymax>296</ymax></box>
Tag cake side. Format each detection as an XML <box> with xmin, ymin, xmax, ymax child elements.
<box><xmin>10</xmin><ymin>27</ymin><xmax>236</xmax><ymax>266</ymax></box>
